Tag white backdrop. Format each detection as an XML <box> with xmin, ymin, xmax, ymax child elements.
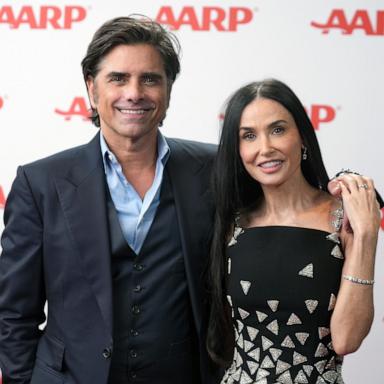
<box><xmin>0</xmin><ymin>0</ymin><xmax>383</xmax><ymax>382</ymax></box>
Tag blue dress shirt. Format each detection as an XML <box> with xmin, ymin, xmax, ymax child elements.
<box><xmin>100</xmin><ymin>133</ymin><xmax>170</xmax><ymax>254</ymax></box>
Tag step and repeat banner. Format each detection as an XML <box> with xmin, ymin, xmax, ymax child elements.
<box><xmin>0</xmin><ymin>0</ymin><xmax>383</xmax><ymax>382</ymax></box>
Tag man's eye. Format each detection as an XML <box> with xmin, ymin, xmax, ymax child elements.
<box><xmin>142</xmin><ymin>76</ymin><xmax>157</xmax><ymax>85</ymax></box>
<box><xmin>110</xmin><ymin>75</ymin><xmax>124</xmax><ymax>82</ymax></box>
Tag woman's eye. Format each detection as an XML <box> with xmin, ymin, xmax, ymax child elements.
<box><xmin>272</xmin><ymin>127</ymin><xmax>285</xmax><ymax>134</ymax></box>
<box><xmin>243</xmin><ymin>132</ymin><xmax>256</xmax><ymax>140</ymax></box>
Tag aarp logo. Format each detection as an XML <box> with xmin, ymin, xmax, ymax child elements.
<box><xmin>55</xmin><ymin>97</ymin><xmax>91</xmax><ymax>121</ymax></box>
<box><xmin>307</xmin><ymin>105</ymin><xmax>337</xmax><ymax>130</ymax></box>
<box><xmin>311</xmin><ymin>9</ymin><xmax>384</xmax><ymax>35</ymax></box>
<box><xmin>219</xmin><ymin>104</ymin><xmax>337</xmax><ymax>130</ymax></box>
<box><xmin>156</xmin><ymin>6</ymin><xmax>254</xmax><ymax>31</ymax></box>
<box><xmin>0</xmin><ymin>185</ymin><xmax>6</xmax><ymax>210</ymax></box>
<box><xmin>0</xmin><ymin>5</ymin><xmax>87</xmax><ymax>29</ymax></box>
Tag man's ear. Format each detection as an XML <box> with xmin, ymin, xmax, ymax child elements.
<box><xmin>86</xmin><ymin>77</ymin><xmax>96</xmax><ymax>108</ymax></box>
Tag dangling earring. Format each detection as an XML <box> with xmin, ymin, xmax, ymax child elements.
<box><xmin>302</xmin><ymin>145</ymin><xmax>308</xmax><ymax>160</ymax></box>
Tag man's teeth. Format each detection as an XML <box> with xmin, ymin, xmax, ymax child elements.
<box><xmin>260</xmin><ymin>160</ymin><xmax>282</xmax><ymax>168</ymax></box>
<box><xmin>119</xmin><ymin>109</ymin><xmax>146</xmax><ymax>114</ymax></box>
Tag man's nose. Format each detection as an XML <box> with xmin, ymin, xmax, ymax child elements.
<box><xmin>124</xmin><ymin>79</ymin><xmax>144</xmax><ymax>102</ymax></box>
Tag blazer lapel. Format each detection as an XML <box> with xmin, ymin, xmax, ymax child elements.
<box><xmin>55</xmin><ymin>133</ymin><xmax>113</xmax><ymax>334</ymax></box>
<box><xmin>166</xmin><ymin>139</ymin><xmax>214</xmax><ymax>336</ymax></box>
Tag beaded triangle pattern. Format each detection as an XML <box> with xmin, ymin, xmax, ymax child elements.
<box><xmin>238</xmin><ymin>307</ymin><xmax>250</xmax><ymax>320</ymax></box>
<box><xmin>247</xmin><ymin>347</ymin><xmax>260</xmax><ymax>362</ymax></box>
<box><xmin>269</xmin><ymin>347</ymin><xmax>283</xmax><ymax>362</ymax></box>
<box><xmin>255</xmin><ymin>368</ymin><xmax>270</xmax><ymax>381</ymax></box>
<box><xmin>315</xmin><ymin>343</ymin><xmax>329</xmax><ymax>358</ymax></box>
<box><xmin>256</xmin><ymin>311</ymin><xmax>268</xmax><ymax>322</ymax></box>
<box><xmin>240</xmin><ymin>370</ymin><xmax>253</xmax><ymax>384</ymax></box>
<box><xmin>331</xmin><ymin>244</ymin><xmax>344</xmax><ymax>260</ymax></box>
<box><xmin>244</xmin><ymin>340</ymin><xmax>254</xmax><ymax>353</ymax></box>
<box><xmin>237</xmin><ymin>334</ymin><xmax>244</xmax><ymax>349</ymax></box>
<box><xmin>261</xmin><ymin>336</ymin><xmax>274</xmax><ymax>351</ymax></box>
<box><xmin>267</xmin><ymin>300</ymin><xmax>279</xmax><ymax>312</ymax></box>
<box><xmin>247</xmin><ymin>326</ymin><xmax>259</xmax><ymax>341</ymax></box>
<box><xmin>281</xmin><ymin>335</ymin><xmax>295</xmax><ymax>348</ymax></box>
<box><xmin>247</xmin><ymin>360</ymin><xmax>259</xmax><ymax>375</ymax></box>
<box><xmin>293</xmin><ymin>351</ymin><xmax>307</xmax><ymax>366</ymax></box>
<box><xmin>328</xmin><ymin>294</ymin><xmax>337</xmax><ymax>311</ymax></box>
<box><xmin>276</xmin><ymin>359</ymin><xmax>292</xmax><ymax>375</ymax></box>
<box><xmin>237</xmin><ymin>319</ymin><xmax>244</xmax><ymax>333</ymax></box>
<box><xmin>303</xmin><ymin>365</ymin><xmax>314</xmax><ymax>377</ymax></box>
<box><xmin>298</xmin><ymin>263</ymin><xmax>313</xmax><ymax>278</ymax></box>
<box><xmin>266</xmin><ymin>319</ymin><xmax>279</xmax><ymax>335</ymax></box>
<box><xmin>240</xmin><ymin>280</ymin><xmax>252</xmax><ymax>295</ymax></box>
<box><xmin>326</xmin><ymin>232</ymin><xmax>340</xmax><ymax>244</ymax></box>
<box><xmin>304</xmin><ymin>299</ymin><xmax>318</xmax><ymax>314</ymax></box>
<box><xmin>294</xmin><ymin>369</ymin><xmax>309</xmax><ymax>383</ymax></box>
<box><xmin>295</xmin><ymin>332</ymin><xmax>309</xmax><ymax>345</ymax></box>
<box><xmin>228</xmin><ymin>226</ymin><xmax>244</xmax><ymax>247</ymax></box>
<box><xmin>221</xmin><ymin>223</ymin><xmax>345</xmax><ymax>384</ymax></box>
<box><xmin>287</xmin><ymin>313</ymin><xmax>302</xmax><ymax>325</ymax></box>
<box><xmin>315</xmin><ymin>359</ymin><xmax>327</xmax><ymax>374</ymax></box>
<box><xmin>318</xmin><ymin>327</ymin><xmax>330</xmax><ymax>340</ymax></box>
<box><xmin>261</xmin><ymin>355</ymin><xmax>275</xmax><ymax>369</ymax></box>
<box><xmin>277</xmin><ymin>370</ymin><xmax>293</xmax><ymax>383</ymax></box>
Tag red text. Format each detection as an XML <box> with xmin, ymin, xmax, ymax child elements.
<box><xmin>311</xmin><ymin>9</ymin><xmax>384</xmax><ymax>35</ymax></box>
<box><xmin>156</xmin><ymin>6</ymin><xmax>253</xmax><ymax>31</ymax></box>
<box><xmin>55</xmin><ymin>97</ymin><xmax>91</xmax><ymax>121</ymax></box>
<box><xmin>0</xmin><ymin>5</ymin><xmax>87</xmax><ymax>29</ymax></box>
<box><xmin>308</xmin><ymin>105</ymin><xmax>336</xmax><ymax>130</ymax></box>
<box><xmin>0</xmin><ymin>185</ymin><xmax>6</xmax><ymax>209</ymax></box>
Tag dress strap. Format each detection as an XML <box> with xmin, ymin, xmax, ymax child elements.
<box><xmin>330</xmin><ymin>199</ymin><xmax>344</xmax><ymax>232</ymax></box>
<box><xmin>228</xmin><ymin>213</ymin><xmax>244</xmax><ymax>247</ymax></box>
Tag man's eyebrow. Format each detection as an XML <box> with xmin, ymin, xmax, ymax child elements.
<box><xmin>140</xmin><ymin>72</ymin><xmax>165</xmax><ymax>79</ymax></box>
<box><xmin>106</xmin><ymin>71</ymin><xmax>128</xmax><ymax>78</ymax></box>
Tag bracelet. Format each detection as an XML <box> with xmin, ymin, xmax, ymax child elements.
<box><xmin>342</xmin><ymin>275</ymin><xmax>375</xmax><ymax>286</ymax></box>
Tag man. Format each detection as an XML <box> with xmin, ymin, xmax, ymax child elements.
<box><xmin>0</xmin><ymin>17</ymin><xmax>218</xmax><ymax>384</ymax></box>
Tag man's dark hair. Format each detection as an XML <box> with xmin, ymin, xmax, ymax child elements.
<box><xmin>81</xmin><ymin>16</ymin><xmax>181</xmax><ymax>127</ymax></box>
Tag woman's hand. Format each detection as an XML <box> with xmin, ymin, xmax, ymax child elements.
<box><xmin>337</xmin><ymin>175</ymin><xmax>380</xmax><ymax>237</ymax></box>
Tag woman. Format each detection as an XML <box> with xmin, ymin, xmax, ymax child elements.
<box><xmin>207</xmin><ymin>79</ymin><xmax>381</xmax><ymax>384</ymax></box>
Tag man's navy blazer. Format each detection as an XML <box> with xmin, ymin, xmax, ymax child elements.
<box><xmin>0</xmin><ymin>132</ymin><xmax>218</xmax><ymax>384</ymax></box>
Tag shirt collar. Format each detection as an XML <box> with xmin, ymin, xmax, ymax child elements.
<box><xmin>99</xmin><ymin>130</ymin><xmax>170</xmax><ymax>172</ymax></box>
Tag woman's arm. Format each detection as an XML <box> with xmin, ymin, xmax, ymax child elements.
<box><xmin>330</xmin><ymin>174</ymin><xmax>380</xmax><ymax>356</ymax></box>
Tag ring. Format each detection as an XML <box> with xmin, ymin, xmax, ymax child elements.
<box><xmin>358</xmin><ymin>184</ymin><xmax>369</xmax><ymax>190</ymax></box>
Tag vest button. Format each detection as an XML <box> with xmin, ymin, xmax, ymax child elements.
<box><xmin>132</xmin><ymin>305</ymin><xmax>140</xmax><ymax>315</ymax></box>
<box><xmin>130</xmin><ymin>329</ymin><xmax>139</xmax><ymax>336</ymax></box>
<box><xmin>130</xmin><ymin>349</ymin><xmax>138</xmax><ymax>358</ymax></box>
<box><xmin>133</xmin><ymin>263</ymin><xmax>144</xmax><ymax>271</ymax></box>
<box><xmin>102</xmin><ymin>347</ymin><xmax>112</xmax><ymax>359</ymax></box>
<box><xmin>133</xmin><ymin>284</ymin><xmax>142</xmax><ymax>292</ymax></box>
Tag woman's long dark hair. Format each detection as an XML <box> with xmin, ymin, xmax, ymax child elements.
<box><xmin>207</xmin><ymin>79</ymin><xmax>330</xmax><ymax>365</ymax></box>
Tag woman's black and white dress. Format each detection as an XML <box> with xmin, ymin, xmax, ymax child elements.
<box><xmin>222</xmin><ymin>226</ymin><xmax>344</xmax><ymax>384</ymax></box>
